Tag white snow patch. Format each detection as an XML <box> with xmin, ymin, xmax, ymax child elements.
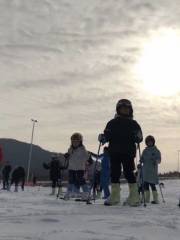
<box><xmin>0</xmin><ymin>179</ymin><xmax>180</xmax><ymax>239</ymax></box>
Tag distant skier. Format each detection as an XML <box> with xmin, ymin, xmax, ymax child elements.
<box><xmin>64</xmin><ymin>133</ymin><xmax>89</xmax><ymax>200</ymax></box>
<box><xmin>90</xmin><ymin>146</ymin><xmax>111</xmax><ymax>199</ymax></box>
<box><xmin>2</xmin><ymin>162</ymin><xmax>12</xmax><ymax>190</ymax></box>
<box><xmin>43</xmin><ymin>153</ymin><xmax>62</xmax><ymax>195</ymax></box>
<box><xmin>0</xmin><ymin>145</ymin><xmax>3</xmax><ymax>163</ymax></box>
<box><xmin>85</xmin><ymin>155</ymin><xmax>102</xmax><ymax>199</ymax></box>
<box><xmin>98</xmin><ymin>99</ymin><xmax>143</xmax><ymax>206</ymax></box>
<box><xmin>32</xmin><ymin>175</ymin><xmax>37</xmax><ymax>186</ymax></box>
<box><xmin>11</xmin><ymin>166</ymin><xmax>25</xmax><ymax>192</ymax></box>
<box><xmin>140</xmin><ymin>135</ymin><xmax>161</xmax><ymax>204</ymax></box>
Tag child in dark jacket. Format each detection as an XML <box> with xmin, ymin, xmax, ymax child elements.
<box><xmin>11</xmin><ymin>166</ymin><xmax>25</xmax><ymax>192</ymax></box>
<box><xmin>99</xmin><ymin>99</ymin><xmax>143</xmax><ymax>206</ymax></box>
<box><xmin>2</xmin><ymin>163</ymin><xmax>12</xmax><ymax>190</ymax></box>
<box><xmin>43</xmin><ymin>154</ymin><xmax>62</xmax><ymax>195</ymax></box>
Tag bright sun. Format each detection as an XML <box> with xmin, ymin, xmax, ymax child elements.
<box><xmin>135</xmin><ymin>29</ymin><xmax>180</xmax><ymax>96</ymax></box>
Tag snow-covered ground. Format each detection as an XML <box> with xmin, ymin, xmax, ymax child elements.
<box><xmin>0</xmin><ymin>179</ymin><xmax>180</xmax><ymax>240</ymax></box>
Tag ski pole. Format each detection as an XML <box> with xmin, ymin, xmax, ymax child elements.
<box><xmin>137</xmin><ymin>143</ymin><xmax>146</xmax><ymax>207</ymax></box>
<box><xmin>86</xmin><ymin>142</ymin><xmax>102</xmax><ymax>204</ymax></box>
<box><xmin>178</xmin><ymin>196</ymin><xmax>180</xmax><ymax>208</ymax></box>
<box><xmin>159</xmin><ymin>183</ymin><xmax>165</xmax><ymax>203</ymax></box>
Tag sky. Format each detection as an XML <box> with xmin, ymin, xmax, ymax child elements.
<box><xmin>1</xmin><ymin>0</ymin><xmax>180</xmax><ymax>172</ymax></box>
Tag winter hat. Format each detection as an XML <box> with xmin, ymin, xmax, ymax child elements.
<box><xmin>145</xmin><ymin>135</ymin><xmax>155</xmax><ymax>146</ymax></box>
<box><xmin>71</xmin><ymin>132</ymin><xmax>83</xmax><ymax>141</ymax></box>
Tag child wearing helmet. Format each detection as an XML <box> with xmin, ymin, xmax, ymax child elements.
<box><xmin>140</xmin><ymin>135</ymin><xmax>161</xmax><ymax>204</ymax></box>
<box><xmin>90</xmin><ymin>146</ymin><xmax>111</xmax><ymax>199</ymax></box>
<box><xmin>84</xmin><ymin>155</ymin><xmax>101</xmax><ymax>199</ymax></box>
<box><xmin>99</xmin><ymin>99</ymin><xmax>143</xmax><ymax>206</ymax></box>
<box><xmin>64</xmin><ymin>132</ymin><xmax>89</xmax><ymax>200</ymax></box>
<box><xmin>43</xmin><ymin>153</ymin><xmax>62</xmax><ymax>195</ymax></box>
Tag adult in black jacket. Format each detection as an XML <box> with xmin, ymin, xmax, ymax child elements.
<box><xmin>99</xmin><ymin>99</ymin><xmax>143</xmax><ymax>206</ymax></box>
<box><xmin>43</xmin><ymin>154</ymin><xmax>62</xmax><ymax>195</ymax></box>
<box><xmin>2</xmin><ymin>163</ymin><xmax>12</xmax><ymax>190</ymax></box>
<box><xmin>11</xmin><ymin>166</ymin><xmax>25</xmax><ymax>192</ymax></box>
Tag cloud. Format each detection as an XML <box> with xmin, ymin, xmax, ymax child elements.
<box><xmin>0</xmin><ymin>0</ymin><xmax>180</xmax><ymax>171</ymax></box>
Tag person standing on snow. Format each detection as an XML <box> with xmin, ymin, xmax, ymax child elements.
<box><xmin>90</xmin><ymin>146</ymin><xmax>111</xmax><ymax>199</ymax></box>
<box><xmin>2</xmin><ymin>162</ymin><xmax>12</xmax><ymax>190</ymax></box>
<box><xmin>10</xmin><ymin>166</ymin><xmax>25</xmax><ymax>192</ymax></box>
<box><xmin>84</xmin><ymin>155</ymin><xmax>100</xmax><ymax>197</ymax></box>
<box><xmin>64</xmin><ymin>133</ymin><xmax>89</xmax><ymax>200</ymax></box>
<box><xmin>140</xmin><ymin>135</ymin><xmax>161</xmax><ymax>204</ymax></box>
<box><xmin>99</xmin><ymin>99</ymin><xmax>143</xmax><ymax>206</ymax></box>
<box><xmin>43</xmin><ymin>153</ymin><xmax>62</xmax><ymax>195</ymax></box>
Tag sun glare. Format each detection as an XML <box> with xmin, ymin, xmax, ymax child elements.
<box><xmin>135</xmin><ymin>29</ymin><xmax>180</xmax><ymax>96</ymax></box>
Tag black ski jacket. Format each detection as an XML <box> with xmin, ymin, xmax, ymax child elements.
<box><xmin>11</xmin><ymin>167</ymin><xmax>25</xmax><ymax>182</ymax></box>
<box><xmin>43</xmin><ymin>159</ymin><xmax>61</xmax><ymax>181</ymax></box>
<box><xmin>2</xmin><ymin>165</ymin><xmax>12</xmax><ymax>179</ymax></box>
<box><xmin>104</xmin><ymin>116</ymin><xmax>143</xmax><ymax>157</ymax></box>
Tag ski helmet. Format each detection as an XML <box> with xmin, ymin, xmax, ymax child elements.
<box><xmin>145</xmin><ymin>135</ymin><xmax>155</xmax><ymax>146</ymax></box>
<box><xmin>71</xmin><ymin>132</ymin><xmax>83</xmax><ymax>142</ymax></box>
<box><xmin>116</xmin><ymin>99</ymin><xmax>133</xmax><ymax>118</ymax></box>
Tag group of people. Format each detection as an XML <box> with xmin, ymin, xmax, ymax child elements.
<box><xmin>45</xmin><ymin>98</ymin><xmax>161</xmax><ymax>207</ymax></box>
<box><xmin>1</xmin><ymin>164</ymin><xmax>25</xmax><ymax>192</ymax></box>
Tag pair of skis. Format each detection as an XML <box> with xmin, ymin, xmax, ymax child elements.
<box><xmin>58</xmin><ymin>195</ymin><xmax>95</xmax><ymax>202</ymax></box>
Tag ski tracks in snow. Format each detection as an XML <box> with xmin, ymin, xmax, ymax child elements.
<box><xmin>0</xmin><ymin>181</ymin><xmax>180</xmax><ymax>240</ymax></box>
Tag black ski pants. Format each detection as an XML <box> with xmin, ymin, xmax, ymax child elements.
<box><xmin>68</xmin><ymin>170</ymin><xmax>86</xmax><ymax>189</ymax></box>
<box><xmin>109</xmin><ymin>153</ymin><xmax>136</xmax><ymax>184</ymax></box>
<box><xmin>11</xmin><ymin>177</ymin><xmax>25</xmax><ymax>190</ymax></box>
<box><xmin>3</xmin><ymin>177</ymin><xmax>10</xmax><ymax>189</ymax></box>
<box><xmin>144</xmin><ymin>182</ymin><xmax>157</xmax><ymax>191</ymax></box>
<box><xmin>51</xmin><ymin>179</ymin><xmax>59</xmax><ymax>188</ymax></box>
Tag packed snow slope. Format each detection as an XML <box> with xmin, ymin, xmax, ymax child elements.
<box><xmin>0</xmin><ymin>179</ymin><xmax>180</xmax><ymax>240</ymax></box>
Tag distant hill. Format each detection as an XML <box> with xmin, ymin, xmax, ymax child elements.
<box><xmin>0</xmin><ymin>138</ymin><xmax>64</xmax><ymax>180</ymax></box>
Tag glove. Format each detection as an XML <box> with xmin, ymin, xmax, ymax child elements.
<box><xmin>43</xmin><ymin>162</ymin><xmax>49</xmax><ymax>170</ymax></box>
<box><xmin>137</xmin><ymin>163</ymin><xmax>142</xmax><ymax>169</ymax></box>
<box><xmin>64</xmin><ymin>153</ymin><xmax>70</xmax><ymax>159</ymax></box>
<box><xmin>98</xmin><ymin>133</ymin><xmax>106</xmax><ymax>144</ymax></box>
<box><xmin>134</xmin><ymin>130</ymin><xmax>143</xmax><ymax>143</ymax></box>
